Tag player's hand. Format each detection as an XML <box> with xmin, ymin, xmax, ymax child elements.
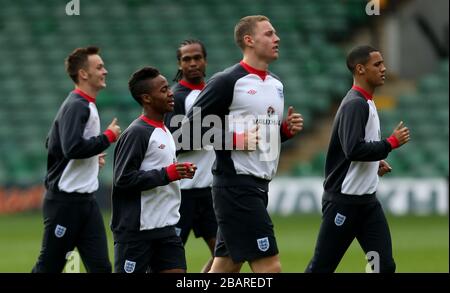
<box><xmin>235</xmin><ymin>125</ymin><xmax>259</xmax><ymax>151</ymax></box>
<box><xmin>286</xmin><ymin>106</ymin><xmax>303</xmax><ymax>136</ymax></box>
<box><xmin>244</xmin><ymin>125</ymin><xmax>259</xmax><ymax>151</ymax></box>
<box><xmin>378</xmin><ymin>160</ymin><xmax>392</xmax><ymax>177</ymax></box>
<box><xmin>99</xmin><ymin>153</ymin><xmax>106</xmax><ymax>169</ymax></box>
<box><xmin>107</xmin><ymin>118</ymin><xmax>122</xmax><ymax>139</ymax></box>
<box><xmin>166</xmin><ymin>162</ymin><xmax>197</xmax><ymax>181</ymax></box>
<box><xmin>185</xmin><ymin>163</ymin><xmax>197</xmax><ymax>179</ymax></box>
<box><xmin>391</xmin><ymin>121</ymin><xmax>410</xmax><ymax>146</ymax></box>
<box><xmin>177</xmin><ymin>162</ymin><xmax>197</xmax><ymax>179</ymax></box>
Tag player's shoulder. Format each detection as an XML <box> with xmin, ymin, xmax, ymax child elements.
<box><xmin>172</xmin><ymin>83</ymin><xmax>191</xmax><ymax>102</ymax></box>
<box><xmin>267</xmin><ymin>71</ymin><xmax>284</xmax><ymax>89</ymax></box>
<box><xmin>122</xmin><ymin>118</ymin><xmax>154</xmax><ymax>138</ymax></box>
<box><xmin>58</xmin><ymin>92</ymin><xmax>90</xmax><ymax>117</ymax></box>
<box><xmin>172</xmin><ymin>82</ymin><xmax>190</xmax><ymax>95</ymax></box>
<box><xmin>268</xmin><ymin>71</ymin><xmax>281</xmax><ymax>81</ymax></box>
<box><xmin>68</xmin><ymin>90</ymin><xmax>92</xmax><ymax>104</ymax></box>
<box><xmin>210</xmin><ymin>63</ymin><xmax>247</xmax><ymax>84</ymax></box>
<box><xmin>116</xmin><ymin>119</ymin><xmax>156</xmax><ymax>152</ymax></box>
<box><xmin>341</xmin><ymin>90</ymin><xmax>369</xmax><ymax>112</ymax></box>
<box><xmin>64</xmin><ymin>91</ymin><xmax>89</xmax><ymax>107</ymax></box>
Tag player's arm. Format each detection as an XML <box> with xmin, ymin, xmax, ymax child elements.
<box><xmin>180</xmin><ymin>73</ymin><xmax>233</xmax><ymax>151</ymax></box>
<box><xmin>338</xmin><ymin>99</ymin><xmax>392</xmax><ymax>162</ymax></box>
<box><xmin>113</xmin><ymin>127</ymin><xmax>195</xmax><ymax>191</ymax></box>
<box><xmin>113</xmin><ymin>127</ymin><xmax>170</xmax><ymax>191</ymax></box>
<box><xmin>59</xmin><ymin>100</ymin><xmax>118</xmax><ymax>159</ymax></box>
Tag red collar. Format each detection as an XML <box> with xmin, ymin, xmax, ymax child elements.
<box><xmin>352</xmin><ymin>85</ymin><xmax>373</xmax><ymax>101</ymax></box>
<box><xmin>73</xmin><ymin>88</ymin><xmax>96</xmax><ymax>103</ymax></box>
<box><xmin>140</xmin><ymin>115</ymin><xmax>165</xmax><ymax>131</ymax></box>
<box><xmin>179</xmin><ymin>79</ymin><xmax>205</xmax><ymax>91</ymax></box>
<box><xmin>239</xmin><ymin>60</ymin><xmax>268</xmax><ymax>81</ymax></box>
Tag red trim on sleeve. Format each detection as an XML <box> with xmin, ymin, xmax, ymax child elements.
<box><xmin>140</xmin><ymin>115</ymin><xmax>166</xmax><ymax>131</ymax></box>
<box><xmin>281</xmin><ymin>120</ymin><xmax>294</xmax><ymax>139</ymax></box>
<box><xmin>179</xmin><ymin>80</ymin><xmax>205</xmax><ymax>91</ymax></box>
<box><xmin>386</xmin><ymin>135</ymin><xmax>400</xmax><ymax>149</ymax></box>
<box><xmin>103</xmin><ymin>129</ymin><xmax>117</xmax><ymax>143</ymax></box>
<box><xmin>351</xmin><ymin>85</ymin><xmax>373</xmax><ymax>101</ymax></box>
<box><xmin>73</xmin><ymin>88</ymin><xmax>96</xmax><ymax>103</ymax></box>
<box><xmin>239</xmin><ymin>60</ymin><xmax>268</xmax><ymax>81</ymax></box>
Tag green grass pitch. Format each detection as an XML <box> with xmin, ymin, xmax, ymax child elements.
<box><xmin>0</xmin><ymin>212</ymin><xmax>447</xmax><ymax>272</ymax></box>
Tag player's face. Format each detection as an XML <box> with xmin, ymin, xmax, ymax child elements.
<box><xmin>148</xmin><ymin>75</ymin><xmax>174</xmax><ymax>114</ymax></box>
<box><xmin>84</xmin><ymin>54</ymin><xmax>108</xmax><ymax>90</ymax></box>
<box><xmin>178</xmin><ymin>43</ymin><xmax>207</xmax><ymax>84</ymax></box>
<box><xmin>252</xmin><ymin>20</ymin><xmax>280</xmax><ymax>63</ymax></box>
<box><xmin>364</xmin><ymin>51</ymin><xmax>386</xmax><ymax>87</ymax></box>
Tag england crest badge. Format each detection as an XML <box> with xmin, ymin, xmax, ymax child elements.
<box><xmin>334</xmin><ymin>213</ymin><xmax>346</xmax><ymax>226</ymax></box>
<box><xmin>124</xmin><ymin>260</ymin><xmax>136</xmax><ymax>273</ymax></box>
<box><xmin>54</xmin><ymin>224</ymin><xmax>67</xmax><ymax>238</ymax></box>
<box><xmin>256</xmin><ymin>237</ymin><xmax>270</xmax><ymax>252</ymax></box>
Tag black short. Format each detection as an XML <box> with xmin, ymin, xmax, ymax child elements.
<box><xmin>212</xmin><ymin>186</ymin><xmax>278</xmax><ymax>263</ymax></box>
<box><xmin>32</xmin><ymin>194</ymin><xmax>111</xmax><ymax>273</ymax></box>
<box><xmin>305</xmin><ymin>198</ymin><xmax>395</xmax><ymax>273</ymax></box>
<box><xmin>176</xmin><ymin>188</ymin><xmax>218</xmax><ymax>244</ymax></box>
<box><xmin>114</xmin><ymin>235</ymin><xmax>186</xmax><ymax>273</ymax></box>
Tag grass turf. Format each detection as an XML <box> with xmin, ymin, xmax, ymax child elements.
<box><xmin>0</xmin><ymin>212</ymin><xmax>447</xmax><ymax>272</ymax></box>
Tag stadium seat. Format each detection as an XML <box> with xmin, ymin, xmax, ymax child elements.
<box><xmin>1</xmin><ymin>0</ymin><xmax>446</xmax><ymax>183</ymax></box>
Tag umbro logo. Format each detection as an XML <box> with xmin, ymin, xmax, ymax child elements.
<box><xmin>158</xmin><ymin>144</ymin><xmax>166</xmax><ymax>149</ymax></box>
<box><xmin>247</xmin><ymin>89</ymin><xmax>257</xmax><ymax>95</ymax></box>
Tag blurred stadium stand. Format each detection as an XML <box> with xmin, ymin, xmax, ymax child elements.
<box><xmin>0</xmin><ymin>0</ymin><xmax>448</xmax><ymax>190</ymax></box>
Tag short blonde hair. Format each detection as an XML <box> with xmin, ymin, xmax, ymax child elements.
<box><xmin>234</xmin><ymin>15</ymin><xmax>270</xmax><ymax>50</ymax></box>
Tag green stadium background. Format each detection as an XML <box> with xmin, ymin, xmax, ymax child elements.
<box><xmin>0</xmin><ymin>0</ymin><xmax>448</xmax><ymax>272</ymax></box>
